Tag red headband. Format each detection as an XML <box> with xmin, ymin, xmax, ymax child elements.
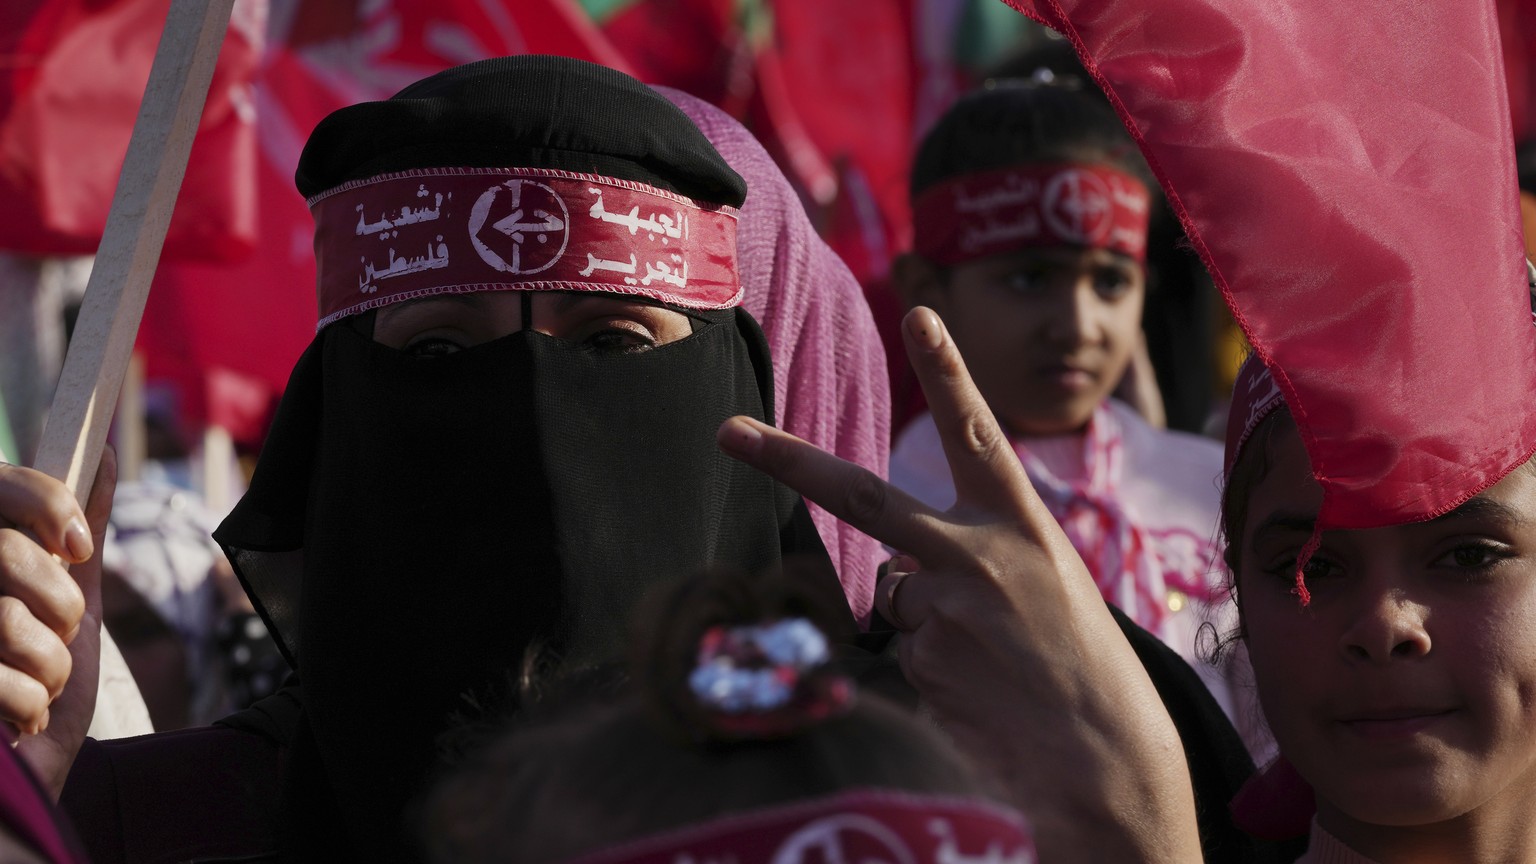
<box><xmin>309</xmin><ymin>168</ymin><xmax>742</xmax><ymax>329</ymax></box>
<box><xmin>560</xmin><ymin>790</ymin><xmax>1034</xmax><ymax>864</ymax></box>
<box><xmin>911</xmin><ymin>163</ymin><xmax>1150</xmax><ymax>266</ymax></box>
<box><xmin>1224</xmin><ymin>354</ymin><xmax>1287</xmax><ymax>479</ymax></box>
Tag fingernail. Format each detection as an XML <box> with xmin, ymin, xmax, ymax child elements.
<box><xmin>717</xmin><ymin>417</ymin><xmax>763</xmax><ymax>457</ymax></box>
<box><xmin>907</xmin><ymin>308</ymin><xmax>944</xmax><ymax>350</ymax></box>
<box><xmin>64</xmin><ymin>519</ymin><xmax>92</xmax><ymax>562</ymax></box>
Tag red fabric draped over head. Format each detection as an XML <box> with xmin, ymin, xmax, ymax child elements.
<box><xmin>1003</xmin><ymin>0</ymin><xmax>1536</xmax><ymax>531</ymax></box>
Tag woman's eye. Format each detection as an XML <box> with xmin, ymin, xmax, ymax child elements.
<box><xmin>584</xmin><ymin>327</ymin><xmax>657</xmax><ymax>354</ymax></box>
<box><xmin>403</xmin><ymin>337</ymin><xmax>465</xmax><ymax>358</ymax></box>
<box><xmin>1301</xmin><ymin>557</ymin><xmax>1339</xmax><ymax>580</ymax></box>
<box><xmin>1434</xmin><ymin>542</ymin><xmax>1510</xmax><ymax>573</ymax></box>
<box><xmin>1265</xmin><ymin>554</ymin><xmax>1340</xmax><ymax>582</ymax></box>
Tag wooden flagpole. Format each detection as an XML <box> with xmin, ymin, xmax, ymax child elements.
<box><xmin>31</xmin><ymin>0</ymin><xmax>238</xmax><ymax>736</ymax></box>
<box><xmin>33</xmin><ymin>0</ymin><xmax>237</xmax><ymax>498</ymax></box>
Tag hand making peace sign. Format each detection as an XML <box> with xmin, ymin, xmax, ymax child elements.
<box><xmin>718</xmin><ymin>307</ymin><xmax>1201</xmax><ymax>864</ymax></box>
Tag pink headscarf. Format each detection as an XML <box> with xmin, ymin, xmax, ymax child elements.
<box><xmin>658</xmin><ymin>87</ymin><xmax>890</xmax><ymax>623</ymax></box>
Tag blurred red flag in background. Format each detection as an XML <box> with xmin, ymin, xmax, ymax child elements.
<box><xmin>0</xmin><ymin>0</ymin><xmax>262</xmax><ymax>261</ymax></box>
<box><xmin>590</xmin><ymin>0</ymin><xmax>915</xmax><ymax>283</ymax></box>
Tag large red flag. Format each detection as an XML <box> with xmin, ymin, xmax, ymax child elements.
<box><xmin>1003</xmin><ymin>0</ymin><xmax>1536</xmax><ymax>531</ymax></box>
<box><xmin>138</xmin><ymin>0</ymin><xmax>629</xmax><ymax>448</ymax></box>
<box><xmin>0</xmin><ymin>0</ymin><xmax>262</xmax><ymax>261</ymax></box>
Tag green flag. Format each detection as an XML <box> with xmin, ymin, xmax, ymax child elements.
<box><xmin>0</xmin><ymin>387</ymin><xmax>16</xmax><ymax>463</ymax></box>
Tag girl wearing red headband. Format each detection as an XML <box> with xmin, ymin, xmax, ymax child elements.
<box><xmin>888</xmin><ymin>79</ymin><xmax>1237</xmax><ymax>717</ymax></box>
<box><xmin>1221</xmin><ymin>355</ymin><xmax>1536</xmax><ymax>863</ymax></box>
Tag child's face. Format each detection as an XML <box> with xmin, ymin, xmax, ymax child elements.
<box><xmin>933</xmin><ymin>246</ymin><xmax>1143</xmax><ymax>436</ymax></box>
<box><xmin>1238</xmin><ymin>424</ymin><xmax>1536</xmax><ymax>842</ymax></box>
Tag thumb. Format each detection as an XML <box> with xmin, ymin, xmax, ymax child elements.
<box><xmin>16</xmin><ymin>447</ymin><xmax>118</xmax><ymax>800</ymax></box>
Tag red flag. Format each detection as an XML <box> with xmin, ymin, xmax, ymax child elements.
<box><xmin>593</xmin><ymin>0</ymin><xmax>912</xmax><ymax>235</ymax></box>
<box><xmin>0</xmin><ymin>0</ymin><xmax>261</xmax><ymax>260</ymax></box>
<box><xmin>769</xmin><ymin>0</ymin><xmax>912</xmax><ymax>223</ymax></box>
<box><xmin>597</xmin><ymin>0</ymin><xmax>743</xmax><ymax>105</ymax></box>
<box><xmin>139</xmin><ymin>0</ymin><xmax>629</xmax><ymax>448</ymax></box>
<box><xmin>1003</xmin><ymin>0</ymin><xmax>1536</xmax><ymax>531</ymax></box>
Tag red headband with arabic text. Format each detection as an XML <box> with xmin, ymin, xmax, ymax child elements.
<box><xmin>559</xmin><ymin>790</ymin><xmax>1034</xmax><ymax>864</ymax></box>
<box><xmin>1224</xmin><ymin>354</ymin><xmax>1287</xmax><ymax>480</ymax></box>
<box><xmin>309</xmin><ymin>168</ymin><xmax>742</xmax><ymax>329</ymax></box>
<box><xmin>912</xmin><ymin>163</ymin><xmax>1150</xmax><ymax>266</ymax></box>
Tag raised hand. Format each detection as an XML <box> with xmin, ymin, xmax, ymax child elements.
<box><xmin>717</xmin><ymin>308</ymin><xmax>1199</xmax><ymax>864</ymax></box>
<box><xmin>0</xmin><ymin>451</ymin><xmax>115</xmax><ymax>799</ymax></box>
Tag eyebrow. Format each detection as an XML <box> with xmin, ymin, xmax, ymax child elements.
<box><xmin>548</xmin><ymin>291</ymin><xmax>670</xmax><ymax>316</ymax></box>
<box><xmin>1248</xmin><ymin>512</ymin><xmax>1317</xmax><ymax>554</ymax></box>
<box><xmin>550</xmin><ymin>292</ymin><xmax>594</xmax><ymax>315</ymax></box>
<box><xmin>375</xmin><ymin>292</ymin><xmax>487</xmax><ymax>326</ymax></box>
<box><xmin>1426</xmin><ymin>495</ymin><xmax>1525</xmax><ymax>527</ymax></box>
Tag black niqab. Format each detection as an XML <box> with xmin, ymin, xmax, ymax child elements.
<box><xmin>216</xmin><ymin>306</ymin><xmax>840</xmax><ymax>861</ymax></box>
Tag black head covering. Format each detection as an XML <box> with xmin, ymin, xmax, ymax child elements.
<box><xmin>213</xmin><ymin>56</ymin><xmax>839</xmax><ymax>863</ymax></box>
<box><xmin>295</xmin><ymin>55</ymin><xmax>746</xmax><ymax>204</ymax></box>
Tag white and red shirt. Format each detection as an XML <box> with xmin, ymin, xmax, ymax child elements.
<box><xmin>890</xmin><ymin>399</ymin><xmax>1243</xmax><ymax>722</ymax></box>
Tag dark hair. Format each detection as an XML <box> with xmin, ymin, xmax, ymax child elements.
<box><xmin>419</xmin><ymin>563</ymin><xmax>987</xmax><ymax>864</ymax></box>
<box><xmin>1201</xmin><ymin>405</ymin><xmax>1298</xmax><ymax>666</ymax></box>
<box><xmin>1219</xmin><ymin>410</ymin><xmax>1294</xmax><ymax>587</ymax></box>
<box><xmin>1517</xmin><ymin>138</ymin><xmax>1536</xmax><ymax>196</ymax></box>
<box><xmin>986</xmin><ymin>37</ymin><xmax>1098</xmax><ymax>96</ymax></box>
<box><xmin>910</xmin><ymin>78</ymin><xmax>1152</xmax><ymax>201</ymax></box>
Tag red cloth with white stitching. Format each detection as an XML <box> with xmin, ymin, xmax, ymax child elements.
<box><xmin>309</xmin><ymin>168</ymin><xmax>741</xmax><ymax>328</ymax></box>
<box><xmin>912</xmin><ymin>163</ymin><xmax>1151</xmax><ymax>265</ymax></box>
<box><xmin>561</xmin><ymin>790</ymin><xmax>1034</xmax><ymax>864</ymax></box>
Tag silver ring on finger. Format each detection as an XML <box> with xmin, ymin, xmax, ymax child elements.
<box><xmin>885</xmin><ymin>570</ymin><xmax>912</xmax><ymax>631</ymax></box>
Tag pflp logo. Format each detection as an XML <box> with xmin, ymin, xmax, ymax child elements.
<box><xmin>468</xmin><ymin>178</ymin><xmax>570</xmax><ymax>274</ymax></box>
<box><xmin>1245</xmin><ymin>364</ymin><xmax>1284</xmax><ymax>428</ymax></box>
<box><xmin>768</xmin><ymin>815</ymin><xmax>916</xmax><ymax>864</ymax></box>
<box><xmin>1042</xmin><ymin>169</ymin><xmax>1113</xmax><ymax>246</ymax></box>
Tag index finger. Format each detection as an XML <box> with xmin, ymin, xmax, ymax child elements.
<box><xmin>0</xmin><ymin>464</ymin><xmax>93</xmax><ymax>564</ymax></box>
<box><xmin>717</xmin><ymin>416</ymin><xmax>965</xmax><ymax>567</ymax></box>
<box><xmin>902</xmin><ymin>307</ymin><xmax>1051</xmax><ymax>527</ymax></box>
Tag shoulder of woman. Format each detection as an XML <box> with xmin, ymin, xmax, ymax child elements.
<box><xmin>61</xmin><ymin>727</ymin><xmax>283</xmax><ymax>864</ymax></box>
